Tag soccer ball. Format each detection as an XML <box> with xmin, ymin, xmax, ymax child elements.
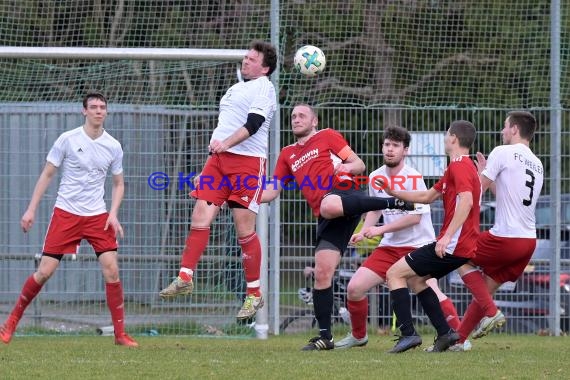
<box><xmin>294</xmin><ymin>45</ymin><xmax>326</xmax><ymax>77</ymax></box>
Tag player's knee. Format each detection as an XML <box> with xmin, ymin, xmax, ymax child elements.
<box><xmin>319</xmin><ymin>197</ymin><xmax>342</xmax><ymax>219</ymax></box>
<box><xmin>346</xmin><ymin>281</ymin><xmax>366</xmax><ymax>300</ymax></box>
<box><xmin>34</xmin><ymin>269</ymin><xmax>54</xmax><ymax>284</ymax></box>
<box><xmin>190</xmin><ymin>201</ymin><xmax>217</xmax><ymax>226</ymax></box>
<box><xmin>98</xmin><ymin>258</ymin><xmax>120</xmax><ymax>282</ymax></box>
<box><xmin>102</xmin><ymin>268</ymin><xmax>120</xmax><ymax>283</ymax></box>
<box><xmin>386</xmin><ymin>267</ymin><xmax>404</xmax><ymax>288</ymax></box>
<box><xmin>313</xmin><ymin>266</ymin><xmax>334</xmax><ymax>286</ymax></box>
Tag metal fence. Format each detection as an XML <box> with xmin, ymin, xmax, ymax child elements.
<box><xmin>1</xmin><ymin>103</ymin><xmax>568</xmax><ymax>337</ymax></box>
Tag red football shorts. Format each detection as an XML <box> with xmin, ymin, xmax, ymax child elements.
<box><xmin>43</xmin><ymin>207</ymin><xmax>118</xmax><ymax>254</ymax></box>
<box><xmin>473</xmin><ymin>230</ymin><xmax>536</xmax><ymax>283</ymax></box>
<box><xmin>191</xmin><ymin>152</ymin><xmax>266</xmax><ymax>213</ymax></box>
<box><xmin>361</xmin><ymin>246</ymin><xmax>417</xmax><ymax>279</ymax></box>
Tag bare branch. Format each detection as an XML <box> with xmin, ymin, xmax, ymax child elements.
<box><xmin>397</xmin><ymin>54</ymin><xmax>500</xmax><ymax>98</ymax></box>
<box><xmin>312</xmin><ymin>77</ymin><xmax>374</xmax><ymax>97</ymax></box>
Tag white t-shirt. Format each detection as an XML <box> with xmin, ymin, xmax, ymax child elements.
<box><xmin>482</xmin><ymin>143</ymin><xmax>544</xmax><ymax>238</ymax></box>
<box><xmin>211</xmin><ymin>76</ymin><xmax>276</xmax><ymax>158</ymax></box>
<box><xmin>46</xmin><ymin>126</ymin><xmax>123</xmax><ymax>216</ymax></box>
<box><xmin>368</xmin><ymin>164</ymin><xmax>436</xmax><ymax>248</ymax></box>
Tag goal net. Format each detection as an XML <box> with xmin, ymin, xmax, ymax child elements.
<box><xmin>0</xmin><ymin>50</ymin><xmax>262</xmax><ymax>337</ymax></box>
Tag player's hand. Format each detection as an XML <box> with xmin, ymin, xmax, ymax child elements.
<box><xmin>475</xmin><ymin>152</ymin><xmax>487</xmax><ymax>175</ymax></box>
<box><xmin>334</xmin><ymin>163</ymin><xmax>354</xmax><ymax>183</ymax></box>
<box><xmin>374</xmin><ymin>177</ymin><xmax>395</xmax><ymax>196</ymax></box>
<box><xmin>363</xmin><ymin>226</ymin><xmax>382</xmax><ymax>239</ymax></box>
<box><xmin>193</xmin><ymin>172</ymin><xmax>201</xmax><ymax>187</ymax></box>
<box><xmin>333</xmin><ymin>163</ymin><xmax>351</xmax><ymax>175</ymax></box>
<box><xmin>209</xmin><ymin>139</ymin><xmax>229</xmax><ymax>154</ymax></box>
<box><xmin>435</xmin><ymin>235</ymin><xmax>451</xmax><ymax>258</ymax></box>
<box><xmin>303</xmin><ymin>266</ymin><xmax>314</xmax><ymax>278</ymax></box>
<box><xmin>350</xmin><ymin>232</ymin><xmax>364</xmax><ymax>245</ymax></box>
<box><xmin>105</xmin><ymin>214</ymin><xmax>124</xmax><ymax>239</ymax></box>
<box><xmin>21</xmin><ymin>209</ymin><xmax>35</xmax><ymax>233</ymax></box>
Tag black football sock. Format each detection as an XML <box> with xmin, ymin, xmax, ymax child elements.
<box><xmin>417</xmin><ymin>287</ymin><xmax>451</xmax><ymax>336</ymax></box>
<box><xmin>341</xmin><ymin>194</ymin><xmax>395</xmax><ymax>216</ymax></box>
<box><xmin>313</xmin><ymin>287</ymin><xmax>333</xmax><ymax>340</ymax></box>
<box><xmin>390</xmin><ymin>288</ymin><xmax>417</xmax><ymax>336</ymax></box>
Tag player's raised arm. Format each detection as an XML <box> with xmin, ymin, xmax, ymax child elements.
<box><xmin>261</xmin><ymin>180</ymin><xmax>283</xmax><ymax>203</ymax></box>
<box><xmin>375</xmin><ymin>176</ymin><xmax>440</xmax><ymax>205</ymax></box>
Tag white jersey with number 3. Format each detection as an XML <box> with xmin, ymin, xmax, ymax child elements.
<box><xmin>482</xmin><ymin>143</ymin><xmax>543</xmax><ymax>238</ymax></box>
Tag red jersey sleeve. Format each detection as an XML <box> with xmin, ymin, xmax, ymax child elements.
<box><xmin>324</xmin><ymin>129</ymin><xmax>352</xmax><ymax>160</ymax></box>
<box><xmin>433</xmin><ymin>170</ymin><xmax>447</xmax><ymax>193</ymax></box>
<box><xmin>273</xmin><ymin>148</ymin><xmax>293</xmax><ymax>184</ymax></box>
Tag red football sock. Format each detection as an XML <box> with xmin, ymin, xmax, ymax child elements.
<box><xmin>461</xmin><ymin>270</ymin><xmax>498</xmax><ymax>317</ymax></box>
<box><xmin>105</xmin><ymin>281</ymin><xmax>126</xmax><ymax>337</ymax></box>
<box><xmin>440</xmin><ymin>298</ymin><xmax>461</xmax><ymax>331</ymax></box>
<box><xmin>10</xmin><ymin>275</ymin><xmax>43</xmax><ymax>322</ymax></box>
<box><xmin>347</xmin><ymin>298</ymin><xmax>368</xmax><ymax>339</ymax></box>
<box><xmin>239</xmin><ymin>232</ymin><xmax>261</xmax><ymax>296</ymax></box>
<box><xmin>458</xmin><ymin>300</ymin><xmax>486</xmax><ymax>342</ymax></box>
<box><xmin>180</xmin><ymin>227</ymin><xmax>210</xmax><ymax>270</ymax></box>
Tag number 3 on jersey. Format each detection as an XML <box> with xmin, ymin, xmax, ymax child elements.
<box><xmin>523</xmin><ymin>168</ymin><xmax>535</xmax><ymax>206</ymax></box>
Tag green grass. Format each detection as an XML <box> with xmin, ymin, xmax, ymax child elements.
<box><xmin>1</xmin><ymin>333</ymin><xmax>569</xmax><ymax>379</ymax></box>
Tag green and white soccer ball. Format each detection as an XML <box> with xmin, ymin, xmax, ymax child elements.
<box><xmin>294</xmin><ymin>45</ymin><xmax>326</xmax><ymax>77</ymax></box>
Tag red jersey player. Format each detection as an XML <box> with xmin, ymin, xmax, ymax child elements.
<box><xmin>262</xmin><ymin>104</ymin><xmax>414</xmax><ymax>351</ymax></box>
<box><xmin>377</xmin><ymin>120</ymin><xmax>481</xmax><ymax>353</ymax></box>
<box><xmin>456</xmin><ymin>111</ymin><xmax>543</xmax><ymax>344</ymax></box>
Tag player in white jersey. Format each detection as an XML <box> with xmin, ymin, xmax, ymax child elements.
<box><xmin>334</xmin><ymin>126</ymin><xmax>462</xmax><ymax>350</ymax></box>
<box><xmin>456</xmin><ymin>111</ymin><xmax>544</xmax><ymax>344</ymax></box>
<box><xmin>159</xmin><ymin>41</ymin><xmax>278</xmax><ymax>321</ymax></box>
<box><xmin>48</xmin><ymin>127</ymin><xmax>123</xmax><ymax>216</ymax></box>
<box><xmin>211</xmin><ymin>74</ymin><xmax>274</xmax><ymax>159</ymax></box>
<box><xmin>1</xmin><ymin>93</ymin><xmax>138</xmax><ymax>347</ymax></box>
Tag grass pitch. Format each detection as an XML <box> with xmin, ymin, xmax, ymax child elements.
<box><xmin>1</xmin><ymin>333</ymin><xmax>569</xmax><ymax>379</ymax></box>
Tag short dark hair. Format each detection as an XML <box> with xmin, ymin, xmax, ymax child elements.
<box><xmin>449</xmin><ymin>120</ymin><xmax>476</xmax><ymax>149</ymax></box>
<box><xmin>250</xmin><ymin>40</ymin><xmax>277</xmax><ymax>76</ymax></box>
<box><xmin>507</xmin><ymin>111</ymin><xmax>537</xmax><ymax>141</ymax></box>
<box><xmin>382</xmin><ymin>125</ymin><xmax>411</xmax><ymax>148</ymax></box>
<box><xmin>292</xmin><ymin>103</ymin><xmax>317</xmax><ymax>117</ymax></box>
<box><xmin>83</xmin><ymin>92</ymin><xmax>107</xmax><ymax>108</ymax></box>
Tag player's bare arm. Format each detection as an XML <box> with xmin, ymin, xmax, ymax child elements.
<box><xmin>374</xmin><ymin>178</ymin><xmax>440</xmax><ymax>205</ymax></box>
<box><xmin>435</xmin><ymin>191</ymin><xmax>473</xmax><ymax>258</ymax></box>
<box><xmin>350</xmin><ymin>210</ymin><xmax>381</xmax><ymax>244</ymax></box>
<box><xmin>105</xmin><ymin>173</ymin><xmax>125</xmax><ymax>238</ymax></box>
<box><xmin>365</xmin><ymin>214</ymin><xmax>422</xmax><ymax>239</ymax></box>
<box><xmin>210</xmin><ymin>113</ymin><xmax>266</xmax><ymax>154</ymax></box>
<box><xmin>21</xmin><ymin>162</ymin><xmax>58</xmax><ymax>233</ymax></box>
<box><xmin>261</xmin><ymin>180</ymin><xmax>284</xmax><ymax>203</ymax></box>
<box><xmin>209</xmin><ymin>127</ymin><xmax>248</xmax><ymax>153</ymax></box>
<box><xmin>335</xmin><ymin>151</ymin><xmax>365</xmax><ymax>176</ymax></box>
